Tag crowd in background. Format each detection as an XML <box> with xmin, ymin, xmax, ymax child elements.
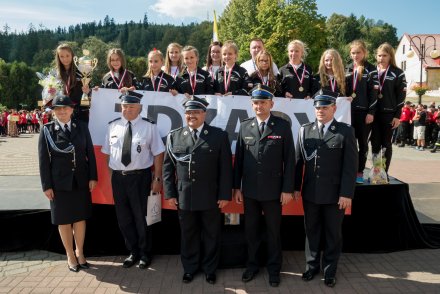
<box><xmin>395</xmin><ymin>101</ymin><xmax>440</xmax><ymax>152</ymax></box>
<box><xmin>0</xmin><ymin>108</ymin><xmax>52</xmax><ymax>137</ymax></box>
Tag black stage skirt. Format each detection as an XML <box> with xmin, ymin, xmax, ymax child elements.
<box><xmin>50</xmin><ymin>188</ymin><xmax>92</xmax><ymax>225</ymax></box>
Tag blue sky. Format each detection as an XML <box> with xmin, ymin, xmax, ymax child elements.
<box><xmin>0</xmin><ymin>0</ymin><xmax>438</xmax><ymax>37</ymax></box>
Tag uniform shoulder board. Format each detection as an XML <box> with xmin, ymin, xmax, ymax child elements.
<box><xmin>241</xmin><ymin>117</ymin><xmax>254</xmax><ymax>123</ymax></box>
<box><xmin>302</xmin><ymin>121</ymin><xmax>314</xmax><ymax>127</ymax></box>
<box><xmin>108</xmin><ymin>117</ymin><xmax>121</xmax><ymax>124</ymax></box>
<box><xmin>142</xmin><ymin>117</ymin><xmax>156</xmax><ymax>124</ymax></box>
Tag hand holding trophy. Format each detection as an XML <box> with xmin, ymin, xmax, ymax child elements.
<box><xmin>73</xmin><ymin>49</ymin><xmax>98</xmax><ymax>104</ymax></box>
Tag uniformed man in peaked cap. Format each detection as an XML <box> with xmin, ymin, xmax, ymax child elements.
<box><xmin>101</xmin><ymin>93</ymin><xmax>165</xmax><ymax>270</ymax></box>
<box><xmin>162</xmin><ymin>96</ymin><xmax>233</xmax><ymax>285</ymax></box>
<box><xmin>294</xmin><ymin>90</ymin><xmax>358</xmax><ymax>287</ymax></box>
<box><xmin>233</xmin><ymin>84</ymin><xmax>296</xmax><ymax>287</ymax></box>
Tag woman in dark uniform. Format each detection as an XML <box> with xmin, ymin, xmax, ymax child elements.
<box><xmin>38</xmin><ymin>95</ymin><xmax>97</xmax><ymax>272</ymax></box>
<box><xmin>249</xmin><ymin>50</ymin><xmax>281</xmax><ymax>97</ymax></box>
<box><xmin>100</xmin><ymin>48</ymin><xmax>138</xmax><ymax>91</ymax></box>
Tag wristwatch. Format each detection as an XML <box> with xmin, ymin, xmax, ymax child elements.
<box><xmin>154</xmin><ymin>177</ymin><xmax>161</xmax><ymax>182</ymax></box>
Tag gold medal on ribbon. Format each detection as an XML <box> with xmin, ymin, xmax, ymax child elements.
<box><xmin>351</xmin><ymin>93</ymin><xmax>357</xmax><ymax>98</ymax></box>
<box><xmin>299</xmin><ymin>86</ymin><xmax>304</xmax><ymax>92</ymax></box>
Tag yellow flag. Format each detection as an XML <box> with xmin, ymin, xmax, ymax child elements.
<box><xmin>213</xmin><ymin>10</ymin><xmax>219</xmax><ymax>42</ymax></box>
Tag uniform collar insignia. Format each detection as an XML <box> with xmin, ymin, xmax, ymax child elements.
<box><xmin>271</xmin><ymin>122</ymin><xmax>274</xmax><ymax>126</ymax></box>
<box><xmin>183</xmin><ymin>131</ymin><xmax>188</xmax><ymax>135</ymax></box>
<box><xmin>331</xmin><ymin>125</ymin><xmax>336</xmax><ymax>131</ymax></box>
<box><xmin>312</xmin><ymin>125</ymin><xmax>316</xmax><ymax>130</ymax></box>
<box><xmin>54</xmin><ymin>125</ymin><xmax>60</xmax><ymax>131</ymax></box>
<box><xmin>72</xmin><ymin>122</ymin><xmax>76</xmax><ymax>128</ymax></box>
<box><xmin>204</xmin><ymin>130</ymin><xmax>208</xmax><ymax>135</ymax></box>
<box><xmin>251</xmin><ymin>122</ymin><xmax>255</xmax><ymax>126</ymax></box>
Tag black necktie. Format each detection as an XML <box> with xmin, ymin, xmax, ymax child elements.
<box><xmin>319</xmin><ymin>124</ymin><xmax>325</xmax><ymax>139</ymax></box>
<box><xmin>121</xmin><ymin>121</ymin><xmax>132</xmax><ymax>166</ymax></box>
<box><xmin>64</xmin><ymin>124</ymin><xmax>71</xmax><ymax>138</ymax></box>
<box><xmin>192</xmin><ymin>129</ymin><xmax>198</xmax><ymax>143</ymax></box>
<box><xmin>260</xmin><ymin>121</ymin><xmax>265</xmax><ymax>135</ymax></box>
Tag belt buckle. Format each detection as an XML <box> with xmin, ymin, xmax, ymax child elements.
<box><xmin>121</xmin><ymin>170</ymin><xmax>128</xmax><ymax>176</ymax></box>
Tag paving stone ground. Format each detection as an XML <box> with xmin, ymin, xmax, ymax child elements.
<box><xmin>1</xmin><ymin>133</ymin><xmax>440</xmax><ymax>293</ymax></box>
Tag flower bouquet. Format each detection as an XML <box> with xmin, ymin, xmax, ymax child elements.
<box><xmin>368</xmin><ymin>148</ymin><xmax>388</xmax><ymax>184</ymax></box>
<box><xmin>36</xmin><ymin>72</ymin><xmax>63</xmax><ymax>107</ymax></box>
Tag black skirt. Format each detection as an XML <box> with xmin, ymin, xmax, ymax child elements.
<box><xmin>50</xmin><ymin>187</ymin><xmax>92</xmax><ymax>225</ymax></box>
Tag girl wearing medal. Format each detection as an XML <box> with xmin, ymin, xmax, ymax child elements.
<box><xmin>371</xmin><ymin>42</ymin><xmax>407</xmax><ymax>173</ymax></box>
<box><xmin>163</xmin><ymin>43</ymin><xmax>184</xmax><ymax>80</ymax></box>
<box><xmin>249</xmin><ymin>50</ymin><xmax>281</xmax><ymax>96</ymax></box>
<box><xmin>345</xmin><ymin>40</ymin><xmax>378</xmax><ymax>184</ymax></box>
<box><xmin>202</xmin><ymin>41</ymin><xmax>223</xmax><ymax>81</ymax></box>
<box><xmin>313</xmin><ymin>49</ymin><xmax>346</xmax><ymax>96</ymax></box>
<box><xmin>55</xmin><ymin>43</ymin><xmax>90</xmax><ymax>122</ymax></box>
<box><xmin>140</xmin><ymin>49</ymin><xmax>178</xmax><ymax>95</ymax></box>
<box><xmin>278</xmin><ymin>40</ymin><xmax>314</xmax><ymax>99</ymax></box>
<box><xmin>174</xmin><ymin>46</ymin><xmax>213</xmax><ymax>97</ymax></box>
<box><xmin>100</xmin><ymin>48</ymin><xmax>138</xmax><ymax>92</ymax></box>
<box><xmin>213</xmin><ymin>40</ymin><xmax>250</xmax><ymax>96</ymax></box>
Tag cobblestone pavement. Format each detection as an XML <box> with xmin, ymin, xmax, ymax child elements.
<box><xmin>1</xmin><ymin>134</ymin><xmax>440</xmax><ymax>293</ymax></box>
<box><xmin>1</xmin><ymin>249</ymin><xmax>440</xmax><ymax>293</ymax></box>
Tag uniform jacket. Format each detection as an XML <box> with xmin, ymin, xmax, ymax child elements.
<box><xmin>38</xmin><ymin>120</ymin><xmax>97</xmax><ymax>192</ymax></box>
<box><xmin>213</xmin><ymin>63</ymin><xmax>251</xmax><ymax>95</ymax></box>
<box><xmin>174</xmin><ymin>67</ymin><xmax>214</xmax><ymax>95</ymax></box>
<box><xmin>249</xmin><ymin>72</ymin><xmax>282</xmax><ymax>97</ymax></box>
<box><xmin>295</xmin><ymin>120</ymin><xmax>358</xmax><ymax>204</ymax></box>
<box><xmin>278</xmin><ymin>63</ymin><xmax>314</xmax><ymax>98</ymax></box>
<box><xmin>312</xmin><ymin>74</ymin><xmax>344</xmax><ymax>97</ymax></box>
<box><xmin>372</xmin><ymin>65</ymin><xmax>407</xmax><ymax>118</ymax></box>
<box><xmin>345</xmin><ymin>61</ymin><xmax>378</xmax><ymax>115</ymax></box>
<box><xmin>163</xmin><ymin>124</ymin><xmax>233</xmax><ymax>211</ymax></box>
<box><xmin>60</xmin><ymin>69</ymin><xmax>84</xmax><ymax>106</ymax></box>
<box><xmin>233</xmin><ymin>115</ymin><xmax>296</xmax><ymax>201</ymax></box>
<box><xmin>139</xmin><ymin>71</ymin><xmax>176</xmax><ymax>92</ymax></box>
<box><xmin>101</xmin><ymin>70</ymin><xmax>138</xmax><ymax>89</ymax></box>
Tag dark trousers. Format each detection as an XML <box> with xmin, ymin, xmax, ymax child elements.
<box><xmin>371</xmin><ymin>112</ymin><xmax>394</xmax><ymax>172</ymax></box>
<box><xmin>399</xmin><ymin>121</ymin><xmax>410</xmax><ymax>144</ymax></box>
<box><xmin>178</xmin><ymin>208</ymin><xmax>221</xmax><ymax>275</ymax></box>
<box><xmin>243</xmin><ymin>197</ymin><xmax>282</xmax><ymax>276</ymax></box>
<box><xmin>351</xmin><ymin>111</ymin><xmax>372</xmax><ymax>173</ymax></box>
<box><xmin>111</xmin><ymin>168</ymin><xmax>152</xmax><ymax>256</ymax></box>
<box><xmin>303</xmin><ymin>200</ymin><xmax>345</xmax><ymax>278</ymax></box>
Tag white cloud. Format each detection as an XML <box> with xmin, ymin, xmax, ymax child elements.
<box><xmin>151</xmin><ymin>0</ymin><xmax>229</xmax><ymax>20</ymax></box>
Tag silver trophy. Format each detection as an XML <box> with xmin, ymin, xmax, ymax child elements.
<box><xmin>73</xmin><ymin>49</ymin><xmax>98</xmax><ymax>102</ymax></box>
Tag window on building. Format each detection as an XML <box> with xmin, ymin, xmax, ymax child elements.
<box><xmin>403</xmin><ymin>44</ymin><xmax>405</xmax><ymax>54</ymax></box>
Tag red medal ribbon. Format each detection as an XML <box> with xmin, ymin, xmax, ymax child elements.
<box><xmin>223</xmin><ymin>66</ymin><xmax>233</xmax><ymax>93</ymax></box>
<box><xmin>110</xmin><ymin>69</ymin><xmax>127</xmax><ymax>90</ymax></box>
<box><xmin>377</xmin><ymin>65</ymin><xmax>390</xmax><ymax>95</ymax></box>
<box><xmin>172</xmin><ymin>66</ymin><xmax>179</xmax><ymax>79</ymax></box>
<box><xmin>65</xmin><ymin>76</ymin><xmax>70</xmax><ymax>95</ymax></box>
<box><xmin>291</xmin><ymin>63</ymin><xmax>305</xmax><ymax>88</ymax></box>
<box><xmin>189</xmin><ymin>69</ymin><xmax>197</xmax><ymax>94</ymax></box>
<box><xmin>257</xmin><ymin>70</ymin><xmax>269</xmax><ymax>86</ymax></box>
<box><xmin>352</xmin><ymin>64</ymin><xmax>359</xmax><ymax>93</ymax></box>
<box><xmin>152</xmin><ymin>72</ymin><xmax>164</xmax><ymax>92</ymax></box>
<box><xmin>329</xmin><ymin>76</ymin><xmax>337</xmax><ymax>92</ymax></box>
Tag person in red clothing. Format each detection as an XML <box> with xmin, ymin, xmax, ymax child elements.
<box><xmin>398</xmin><ymin>101</ymin><xmax>412</xmax><ymax>147</ymax></box>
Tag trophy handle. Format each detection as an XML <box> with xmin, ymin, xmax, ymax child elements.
<box><xmin>73</xmin><ymin>56</ymin><xmax>79</xmax><ymax>67</ymax></box>
<box><xmin>91</xmin><ymin>58</ymin><xmax>98</xmax><ymax>71</ymax></box>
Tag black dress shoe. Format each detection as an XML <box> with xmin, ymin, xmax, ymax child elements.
<box><xmin>123</xmin><ymin>254</ymin><xmax>139</xmax><ymax>268</ymax></box>
<box><xmin>78</xmin><ymin>261</ymin><xmax>90</xmax><ymax>269</ymax></box>
<box><xmin>302</xmin><ymin>269</ymin><xmax>319</xmax><ymax>281</ymax></box>
<box><xmin>205</xmin><ymin>273</ymin><xmax>216</xmax><ymax>284</ymax></box>
<box><xmin>269</xmin><ymin>275</ymin><xmax>280</xmax><ymax>287</ymax></box>
<box><xmin>242</xmin><ymin>269</ymin><xmax>258</xmax><ymax>282</ymax></box>
<box><xmin>324</xmin><ymin>277</ymin><xmax>336</xmax><ymax>287</ymax></box>
<box><xmin>139</xmin><ymin>255</ymin><xmax>152</xmax><ymax>269</ymax></box>
<box><xmin>68</xmin><ymin>264</ymin><xmax>80</xmax><ymax>272</ymax></box>
<box><xmin>182</xmin><ymin>273</ymin><xmax>194</xmax><ymax>283</ymax></box>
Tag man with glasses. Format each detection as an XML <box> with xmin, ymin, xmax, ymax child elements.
<box><xmin>294</xmin><ymin>91</ymin><xmax>358</xmax><ymax>287</ymax></box>
<box><xmin>163</xmin><ymin>96</ymin><xmax>232</xmax><ymax>285</ymax></box>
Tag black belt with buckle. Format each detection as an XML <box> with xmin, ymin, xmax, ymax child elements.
<box><xmin>113</xmin><ymin>168</ymin><xmax>148</xmax><ymax>176</ymax></box>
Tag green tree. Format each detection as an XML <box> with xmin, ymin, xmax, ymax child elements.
<box><xmin>219</xmin><ymin>0</ymin><xmax>260</xmax><ymax>62</ymax></box>
<box><xmin>254</xmin><ymin>0</ymin><xmax>326</xmax><ymax>68</ymax></box>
